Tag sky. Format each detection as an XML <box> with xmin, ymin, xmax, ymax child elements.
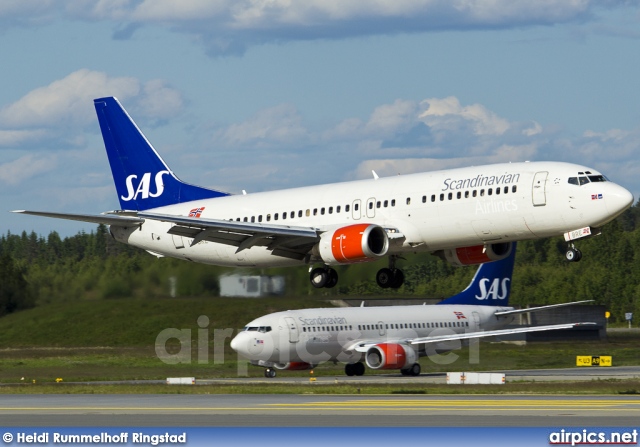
<box><xmin>1</xmin><ymin>0</ymin><xmax>639</xmax><ymax>237</ymax></box>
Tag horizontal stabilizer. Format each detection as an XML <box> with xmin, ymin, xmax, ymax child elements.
<box><xmin>11</xmin><ymin>210</ymin><xmax>144</xmax><ymax>227</ymax></box>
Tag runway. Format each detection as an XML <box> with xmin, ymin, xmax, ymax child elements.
<box><xmin>1</xmin><ymin>366</ymin><xmax>639</xmax><ymax>427</ymax></box>
<box><xmin>1</xmin><ymin>394</ymin><xmax>640</xmax><ymax>427</ymax></box>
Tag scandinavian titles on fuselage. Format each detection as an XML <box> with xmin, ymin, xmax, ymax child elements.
<box><xmin>298</xmin><ymin>316</ymin><xmax>348</xmax><ymax>326</ymax></box>
<box><xmin>442</xmin><ymin>172</ymin><xmax>520</xmax><ymax>192</ymax></box>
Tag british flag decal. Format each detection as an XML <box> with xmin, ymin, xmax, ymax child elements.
<box><xmin>591</xmin><ymin>194</ymin><xmax>603</xmax><ymax>200</ymax></box>
<box><xmin>189</xmin><ymin>207</ymin><xmax>205</xmax><ymax>218</ymax></box>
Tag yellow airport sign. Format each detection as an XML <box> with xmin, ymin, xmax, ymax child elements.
<box><xmin>576</xmin><ymin>356</ymin><xmax>612</xmax><ymax>367</ymax></box>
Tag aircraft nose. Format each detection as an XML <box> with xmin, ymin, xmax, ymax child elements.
<box><xmin>230</xmin><ymin>334</ymin><xmax>240</xmax><ymax>352</ymax></box>
<box><xmin>606</xmin><ymin>184</ymin><xmax>634</xmax><ymax>216</ymax></box>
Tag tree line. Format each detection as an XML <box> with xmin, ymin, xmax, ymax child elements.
<box><xmin>2</xmin><ymin>202</ymin><xmax>640</xmax><ymax>323</ymax></box>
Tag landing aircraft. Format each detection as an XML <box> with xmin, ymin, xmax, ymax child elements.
<box><xmin>230</xmin><ymin>244</ymin><xmax>594</xmax><ymax>378</ymax></box>
<box><xmin>14</xmin><ymin>97</ymin><xmax>633</xmax><ymax>288</ymax></box>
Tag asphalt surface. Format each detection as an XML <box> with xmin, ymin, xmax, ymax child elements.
<box><xmin>1</xmin><ymin>366</ymin><xmax>639</xmax><ymax>427</ymax></box>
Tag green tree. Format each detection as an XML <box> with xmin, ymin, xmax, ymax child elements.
<box><xmin>0</xmin><ymin>254</ymin><xmax>33</xmax><ymax>316</ymax></box>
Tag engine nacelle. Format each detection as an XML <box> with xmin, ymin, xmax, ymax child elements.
<box><xmin>273</xmin><ymin>362</ymin><xmax>314</xmax><ymax>371</ymax></box>
<box><xmin>314</xmin><ymin>224</ymin><xmax>389</xmax><ymax>265</ymax></box>
<box><xmin>365</xmin><ymin>343</ymin><xmax>417</xmax><ymax>370</ymax></box>
<box><xmin>440</xmin><ymin>242</ymin><xmax>513</xmax><ymax>267</ymax></box>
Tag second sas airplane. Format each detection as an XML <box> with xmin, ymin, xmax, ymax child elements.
<box><xmin>15</xmin><ymin>97</ymin><xmax>633</xmax><ymax>288</ymax></box>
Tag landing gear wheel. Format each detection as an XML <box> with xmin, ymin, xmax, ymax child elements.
<box><xmin>565</xmin><ymin>248</ymin><xmax>583</xmax><ymax>262</ymax></box>
<box><xmin>353</xmin><ymin>362</ymin><xmax>365</xmax><ymax>376</ymax></box>
<box><xmin>345</xmin><ymin>363</ymin><xmax>356</xmax><ymax>376</ymax></box>
<box><xmin>376</xmin><ymin>268</ymin><xmax>394</xmax><ymax>288</ymax></box>
<box><xmin>376</xmin><ymin>268</ymin><xmax>404</xmax><ymax>289</ymax></box>
<box><xmin>390</xmin><ymin>269</ymin><xmax>404</xmax><ymax>289</ymax></box>
<box><xmin>310</xmin><ymin>268</ymin><xmax>328</xmax><ymax>288</ymax></box>
<box><xmin>408</xmin><ymin>363</ymin><xmax>421</xmax><ymax>376</ymax></box>
<box><xmin>325</xmin><ymin>268</ymin><xmax>338</xmax><ymax>289</ymax></box>
<box><xmin>310</xmin><ymin>267</ymin><xmax>339</xmax><ymax>288</ymax></box>
<box><xmin>264</xmin><ymin>368</ymin><xmax>276</xmax><ymax>378</ymax></box>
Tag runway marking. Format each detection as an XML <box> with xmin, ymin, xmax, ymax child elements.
<box><xmin>1</xmin><ymin>399</ymin><xmax>639</xmax><ymax>413</ymax></box>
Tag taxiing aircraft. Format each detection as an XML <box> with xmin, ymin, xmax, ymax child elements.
<box><xmin>230</xmin><ymin>244</ymin><xmax>594</xmax><ymax>377</ymax></box>
<box><xmin>14</xmin><ymin>97</ymin><xmax>633</xmax><ymax>288</ymax></box>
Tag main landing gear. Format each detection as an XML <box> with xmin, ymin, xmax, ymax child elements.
<box><xmin>264</xmin><ymin>368</ymin><xmax>277</xmax><ymax>378</ymax></box>
<box><xmin>310</xmin><ymin>267</ymin><xmax>338</xmax><ymax>289</ymax></box>
<box><xmin>376</xmin><ymin>255</ymin><xmax>405</xmax><ymax>289</ymax></box>
<box><xmin>400</xmin><ymin>363</ymin><xmax>421</xmax><ymax>376</ymax></box>
<box><xmin>345</xmin><ymin>362</ymin><xmax>365</xmax><ymax>376</ymax></box>
<box><xmin>565</xmin><ymin>243</ymin><xmax>583</xmax><ymax>262</ymax></box>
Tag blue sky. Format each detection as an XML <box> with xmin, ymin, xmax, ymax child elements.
<box><xmin>1</xmin><ymin>1</ymin><xmax>639</xmax><ymax>237</ymax></box>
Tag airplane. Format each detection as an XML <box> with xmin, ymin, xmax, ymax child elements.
<box><xmin>13</xmin><ymin>97</ymin><xmax>633</xmax><ymax>289</ymax></box>
<box><xmin>230</xmin><ymin>244</ymin><xmax>595</xmax><ymax>378</ymax></box>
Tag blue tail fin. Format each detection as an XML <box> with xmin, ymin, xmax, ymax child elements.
<box><xmin>439</xmin><ymin>243</ymin><xmax>516</xmax><ymax>306</ymax></box>
<box><xmin>94</xmin><ymin>97</ymin><xmax>229</xmax><ymax>211</ymax></box>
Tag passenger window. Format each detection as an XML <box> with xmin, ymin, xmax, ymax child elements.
<box><xmin>448</xmin><ymin>192</ymin><xmax>452</xmax><ymax>200</ymax></box>
<box><xmin>369</xmin><ymin>202</ymin><xmax>373</xmax><ymax>210</ymax></box>
<box><xmin>313</xmin><ymin>209</ymin><xmax>318</xmax><ymax>216</ymax></box>
<box><xmin>406</xmin><ymin>197</ymin><xmax>411</xmax><ymax>205</ymax></box>
<box><xmin>258</xmin><ymin>215</ymin><xmax>263</xmax><ymax>222</ymax></box>
<box><xmin>384</xmin><ymin>200</ymin><xmax>388</xmax><ymax>207</ymax></box>
<box><xmin>440</xmin><ymin>193</ymin><xmax>444</xmax><ymax>201</ymax></box>
<box><xmin>457</xmin><ymin>191</ymin><xmax>461</xmax><ymax>199</ymax></box>
<box><xmin>464</xmin><ymin>191</ymin><xmax>469</xmax><ymax>198</ymax></box>
<box><xmin>473</xmin><ymin>190</ymin><xmax>477</xmax><ymax>197</ymax></box>
<box><xmin>391</xmin><ymin>199</ymin><xmax>396</xmax><ymax>207</ymax></box>
<box><xmin>512</xmin><ymin>185</ymin><xmax>517</xmax><ymax>193</ymax></box>
<box><xmin>488</xmin><ymin>188</ymin><xmax>492</xmax><ymax>196</ymax></box>
<box><xmin>431</xmin><ymin>195</ymin><xmax>436</xmax><ymax>202</ymax></box>
<box><xmin>329</xmin><ymin>207</ymin><xmax>333</xmax><ymax>214</ymax></box>
<box><xmin>321</xmin><ymin>207</ymin><xmax>325</xmax><ymax>215</ymax></box>
<box><xmin>306</xmin><ymin>209</ymin><xmax>310</xmax><ymax>217</ymax></box>
<box><xmin>346</xmin><ymin>204</ymin><xmax>351</xmax><ymax>212</ymax></box>
<box><xmin>354</xmin><ymin>203</ymin><xmax>359</xmax><ymax>211</ymax></box>
<box><xmin>267</xmin><ymin>214</ymin><xmax>271</xmax><ymax>221</ymax></box>
<box><xmin>251</xmin><ymin>216</ymin><xmax>255</xmax><ymax>223</ymax></box>
<box><xmin>336</xmin><ymin>206</ymin><xmax>341</xmax><ymax>213</ymax></box>
<box><xmin>503</xmin><ymin>186</ymin><xmax>508</xmax><ymax>194</ymax></box>
<box><xmin>376</xmin><ymin>201</ymin><xmax>381</xmax><ymax>208</ymax></box>
<box><xmin>496</xmin><ymin>187</ymin><xmax>500</xmax><ymax>195</ymax></box>
<box><xmin>422</xmin><ymin>195</ymin><xmax>427</xmax><ymax>203</ymax></box>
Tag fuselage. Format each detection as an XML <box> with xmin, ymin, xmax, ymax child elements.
<box><xmin>230</xmin><ymin>304</ymin><xmax>514</xmax><ymax>367</ymax></box>
<box><xmin>110</xmin><ymin>161</ymin><xmax>633</xmax><ymax>267</ymax></box>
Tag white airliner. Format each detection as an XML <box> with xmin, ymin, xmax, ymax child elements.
<box><xmin>230</xmin><ymin>245</ymin><xmax>594</xmax><ymax>377</ymax></box>
<box><xmin>14</xmin><ymin>97</ymin><xmax>633</xmax><ymax>288</ymax></box>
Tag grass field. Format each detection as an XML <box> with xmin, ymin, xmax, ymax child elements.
<box><xmin>0</xmin><ymin>297</ymin><xmax>638</xmax><ymax>394</ymax></box>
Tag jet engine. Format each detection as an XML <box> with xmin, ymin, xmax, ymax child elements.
<box><xmin>365</xmin><ymin>343</ymin><xmax>417</xmax><ymax>370</ymax></box>
<box><xmin>314</xmin><ymin>224</ymin><xmax>389</xmax><ymax>265</ymax></box>
<box><xmin>439</xmin><ymin>242</ymin><xmax>513</xmax><ymax>267</ymax></box>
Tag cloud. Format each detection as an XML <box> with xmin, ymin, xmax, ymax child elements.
<box><xmin>0</xmin><ymin>70</ymin><xmax>184</xmax><ymax>150</ymax></box>
<box><xmin>0</xmin><ymin>153</ymin><xmax>57</xmax><ymax>185</ymax></box>
<box><xmin>214</xmin><ymin>103</ymin><xmax>308</xmax><ymax>150</ymax></box>
<box><xmin>2</xmin><ymin>1</ymin><xmax>632</xmax><ymax>56</ymax></box>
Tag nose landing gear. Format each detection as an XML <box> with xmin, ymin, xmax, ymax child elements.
<box><xmin>565</xmin><ymin>243</ymin><xmax>583</xmax><ymax>262</ymax></box>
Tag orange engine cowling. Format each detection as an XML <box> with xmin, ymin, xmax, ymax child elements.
<box><xmin>440</xmin><ymin>242</ymin><xmax>513</xmax><ymax>267</ymax></box>
<box><xmin>315</xmin><ymin>224</ymin><xmax>389</xmax><ymax>265</ymax></box>
<box><xmin>365</xmin><ymin>343</ymin><xmax>417</xmax><ymax>370</ymax></box>
<box><xmin>274</xmin><ymin>362</ymin><xmax>314</xmax><ymax>371</ymax></box>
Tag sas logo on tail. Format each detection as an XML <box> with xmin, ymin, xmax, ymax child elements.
<box><xmin>121</xmin><ymin>171</ymin><xmax>170</xmax><ymax>202</ymax></box>
<box><xmin>475</xmin><ymin>278</ymin><xmax>510</xmax><ymax>301</ymax></box>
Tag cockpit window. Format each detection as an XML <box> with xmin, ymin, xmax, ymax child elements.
<box><xmin>579</xmin><ymin>177</ymin><xmax>590</xmax><ymax>185</ymax></box>
<box><xmin>258</xmin><ymin>326</ymin><xmax>272</xmax><ymax>333</ymax></box>
<box><xmin>588</xmin><ymin>175</ymin><xmax>607</xmax><ymax>183</ymax></box>
<box><xmin>568</xmin><ymin>177</ymin><xmax>579</xmax><ymax>185</ymax></box>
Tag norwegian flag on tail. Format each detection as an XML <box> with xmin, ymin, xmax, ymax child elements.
<box><xmin>189</xmin><ymin>207</ymin><xmax>205</xmax><ymax>218</ymax></box>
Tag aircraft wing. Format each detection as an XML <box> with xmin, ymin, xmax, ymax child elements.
<box><xmin>493</xmin><ymin>300</ymin><xmax>594</xmax><ymax>317</ymax></box>
<box><xmin>139</xmin><ymin>212</ymin><xmax>320</xmax><ymax>261</ymax></box>
<box><xmin>12</xmin><ymin>210</ymin><xmax>144</xmax><ymax>227</ymax></box>
<box><xmin>409</xmin><ymin>322</ymin><xmax>596</xmax><ymax>345</ymax></box>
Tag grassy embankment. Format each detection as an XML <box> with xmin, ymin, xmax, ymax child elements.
<box><xmin>0</xmin><ymin>297</ymin><xmax>638</xmax><ymax>394</ymax></box>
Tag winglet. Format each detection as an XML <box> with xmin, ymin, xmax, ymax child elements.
<box><xmin>94</xmin><ymin>97</ymin><xmax>229</xmax><ymax>211</ymax></box>
<box><xmin>438</xmin><ymin>243</ymin><xmax>516</xmax><ymax>306</ymax></box>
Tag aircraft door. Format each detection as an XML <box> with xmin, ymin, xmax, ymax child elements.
<box><xmin>471</xmin><ymin>311</ymin><xmax>481</xmax><ymax>332</ymax></box>
<box><xmin>532</xmin><ymin>171</ymin><xmax>548</xmax><ymax>206</ymax></box>
<box><xmin>284</xmin><ymin>317</ymin><xmax>299</xmax><ymax>343</ymax></box>
<box><xmin>352</xmin><ymin>199</ymin><xmax>362</xmax><ymax>220</ymax></box>
<box><xmin>172</xmin><ymin>235</ymin><xmax>185</xmax><ymax>249</ymax></box>
<box><xmin>378</xmin><ymin>321</ymin><xmax>386</xmax><ymax>337</ymax></box>
<box><xmin>366</xmin><ymin>198</ymin><xmax>376</xmax><ymax>218</ymax></box>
